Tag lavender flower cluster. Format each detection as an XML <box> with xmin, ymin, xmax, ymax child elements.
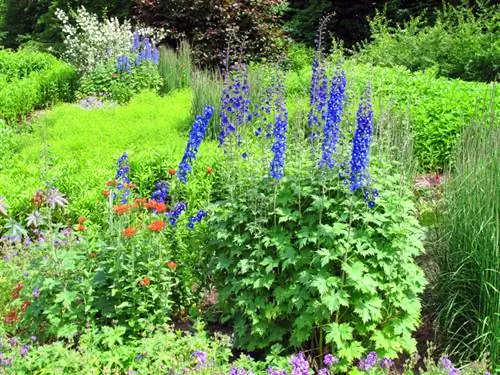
<box><xmin>115</xmin><ymin>32</ymin><xmax>159</xmax><ymax>74</ymax></box>
<box><xmin>0</xmin><ymin>336</ymin><xmax>37</xmax><ymax>367</ymax></box>
<box><xmin>78</xmin><ymin>96</ymin><xmax>105</xmax><ymax>109</ymax></box>
<box><xmin>178</xmin><ymin>105</ymin><xmax>214</xmax><ymax>184</ymax></box>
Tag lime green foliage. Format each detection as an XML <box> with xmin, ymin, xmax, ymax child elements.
<box><xmin>0</xmin><ymin>50</ymin><xmax>76</xmax><ymax>123</ymax></box>
<box><xmin>158</xmin><ymin>42</ymin><xmax>192</xmax><ymax>94</ymax></box>
<box><xmin>203</xmin><ymin>155</ymin><xmax>426</xmax><ymax>358</ymax></box>
<box><xmin>78</xmin><ymin>61</ymin><xmax>162</xmax><ymax>104</ymax></box>
<box><xmin>0</xmin><ymin>90</ymin><xmax>220</xmax><ymax>223</ymax></box>
<box><xmin>434</xmin><ymin>113</ymin><xmax>499</xmax><ymax>370</ymax></box>
<box><xmin>355</xmin><ymin>3</ymin><xmax>499</xmax><ymax>82</ymax></box>
<box><xmin>286</xmin><ymin>61</ymin><xmax>498</xmax><ymax>170</ymax></box>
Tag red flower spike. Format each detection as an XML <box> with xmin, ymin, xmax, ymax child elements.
<box><xmin>147</xmin><ymin>220</ymin><xmax>165</xmax><ymax>232</ymax></box>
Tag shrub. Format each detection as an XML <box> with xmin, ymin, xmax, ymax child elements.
<box><xmin>55</xmin><ymin>6</ymin><xmax>133</xmax><ymax>74</ymax></box>
<box><xmin>134</xmin><ymin>0</ymin><xmax>288</xmax><ymax>67</ymax></box>
<box><xmin>354</xmin><ymin>3</ymin><xmax>500</xmax><ymax>82</ymax></box>
<box><xmin>0</xmin><ymin>50</ymin><xmax>76</xmax><ymax>123</ymax></box>
<box><xmin>433</xmin><ymin>109</ymin><xmax>499</xmax><ymax>370</ymax></box>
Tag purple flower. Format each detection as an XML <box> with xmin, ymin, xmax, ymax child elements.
<box><xmin>267</xmin><ymin>368</ymin><xmax>287</xmax><ymax>375</ymax></box>
<box><xmin>318</xmin><ymin>369</ymin><xmax>329</xmax><ymax>375</ymax></box>
<box><xmin>19</xmin><ymin>345</ymin><xmax>29</xmax><ymax>356</ymax></box>
<box><xmin>323</xmin><ymin>354</ymin><xmax>339</xmax><ymax>367</ymax></box>
<box><xmin>357</xmin><ymin>352</ymin><xmax>378</xmax><ymax>371</ymax></box>
<box><xmin>379</xmin><ymin>358</ymin><xmax>394</xmax><ymax>369</ymax></box>
<box><xmin>192</xmin><ymin>350</ymin><xmax>207</xmax><ymax>368</ymax></box>
<box><xmin>32</xmin><ymin>287</ymin><xmax>40</xmax><ymax>298</ymax></box>
<box><xmin>113</xmin><ymin>153</ymin><xmax>131</xmax><ymax>203</ymax></box>
<box><xmin>117</xmin><ymin>55</ymin><xmax>132</xmax><ymax>73</ymax></box>
<box><xmin>178</xmin><ymin>106</ymin><xmax>213</xmax><ymax>183</ymax></box>
<box><xmin>30</xmin><ymin>336</ymin><xmax>37</xmax><ymax>342</ymax></box>
<box><xmin>229</xmin><ymin>368</ymin><xmax>253</xmax><ymax>375</ymax></box>
<box><xmin>290</xmin><ymin>352</ymin><xmax>309</xmax><ymax>375</ymax></box>
<box><xmin>441</xmin><ymin>356</ymin><xmax>453</xmax><ymax>370</ymax></box>
<box><xmin>8</xmin><ymin>338</ymin><xmax>18</xmax><ymax>347</ymax></box>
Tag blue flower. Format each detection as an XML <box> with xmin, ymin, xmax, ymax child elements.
<box><xmin>117</xmin><ymin>55</ymin><xmax>132</xmax><ymax>73</ymax></box>
<box><xmin>350</xmin><ymin>89</ymin><xmax>373</xmax><ymax>192</ymax></box>
<box><xmin>290</xmin><ymin>351</ymin><xmax>309</xmax><ymax>375</ymax></box>
<box><xmin>151</xmin><ymin>181</ymin><xmax>169</xmax><ymax>203</ymax></box>
<box><xmin>319</xmin><ymin>69</ymin><xmax>346</xmax><ymax>169</ymax></box>
<box><xmin>178</xmin><ymin>106</ymin><xmax>214</xmax><ymax>183</ymax></box>
<box><xmin>186</xmin><ymin>209</ymin><xmax>208</xmax><ymax>229</ymax></box>
<box><xmin>167</xmin><ymin>202</ymin><xmax>187</xmax><ymax>226</ymax></box>
<box><xmin>269</xmin><ymin>73</ymin><xmax>288</xmax><ymax>180</ymax></box>
<box><xmin>113</xmin><ymin>152</ymin><xmax>131</xmax><ymax>203</ymax></box>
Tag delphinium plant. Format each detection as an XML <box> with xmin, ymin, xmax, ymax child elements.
<box><xmin>199</xmin><ymin>23</ymin><xmax>427</xmax><ymax>372</ymax></box>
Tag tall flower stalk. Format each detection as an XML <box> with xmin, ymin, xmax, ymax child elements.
<box><xmin>319</xmin><ymin>69</ymin><xmax>346</xmax><ymax>169</ymax></box>
<box><xmin>269</xmin><ymin>72</ymin><xmax>288</xmax><ymax>181</ymax></box>
<box><xmin>178</xmin><ymin>105</ymin><xmax>214</xmax><ymax>184</ymax></box>
<box><xmin>349</xmin><ymin>89</ymin><xmax>374</xmax><ymax>193</ymax></box>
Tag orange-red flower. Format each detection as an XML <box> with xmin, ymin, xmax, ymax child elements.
<box><xmin>106</xmin><ymin>180</ymin><xmax>117</xmax><ymax>186</ymax></box>
<box><xmin>113</xmin><ymin>204</ymin><xmax>130</xmax><ymax>215</ymax></box>
<box><xmin>135</xmin><ymin>197</ymin><xmax>147</xmax><ymax>205</ymax></box>
<box><xmin>76</xmin><ymin>224</ymin><xmax>86</xmax><ymax>231</ymax></box>
<box><xmin>166</xmin><ymin>260</ymin><xmax>177</xmax><ymax>270</ymax></box>
<box><xmin>147</xmin><ymin>220</ymin><xmax>165</xmax><ymax>232</ymax></box>
<box><xmin>77</xmin><ymin>216</ymin><xmax>87</xmax><ymax>224</ymax></box>
<box><xmin>102</xmin><ymin>189</ymin><xmax>110</xmax><ymax>197</ymax></box>
<box><xmin>139</xmin><ymin>277</ymin><xmax>151</xmax><ymax>287</ymax></box>
<box><xmin>89</xmin><ymin>252</ymin><xmax>97</xmax><ymax>258</ymax></box>
<box><xmin>122</xmin><ymin>227</ymin><xmax>138</xmax><ymax>238</ymax></box>
<box><xmin>4</xmin><ymin>309</ymin><xmax>19</xmax><ymax>324</ymax></box>
<box><xmin>206</xmin><ymin>167</ymin><xmax>213</xmax><ymax>174</ymax></box>
<box><xmin>145</xmin><ymin>200</ymin><xmax>158</xmax><ymax>210</ymax></box>
<box><xmin>124</xmin><ymin>183</ymin><xmax>136</xmax><ymax>189</ymax></box>
<box><xmin>155</xmin><ymin>202</ymin><xmax>168</xmax><ymax>213</ymax></box>
<box><xmin>21</xmin><ymin>300</ymin><xmax>31</xmax><ymax>312</ymax></box>
<box><xmin>168</xmin><ymin>168</ymin><xmax>176</xmax><ymax>176</ymax></box>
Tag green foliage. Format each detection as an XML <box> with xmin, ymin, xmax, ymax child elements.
<box><xmin>433</xmin><ymin>109</ymin><xmax>499</xmax><ymax>370</ymax></box>
<box><xmin>0</xmin><ymin>50</ymin><xmax>76</xmax><ymax>123</ymax></box>
<box><xmin>135</xmin><ymin>0</ymin><xmax>288</xmax><ymax>67</ymax></box>
<box><xmin>355</xmin><ymin>3</ymin><xmax>500</xmax><ymax>82</ymax></box>
<box><xmin>0</xmin><ymin>90</ymin><xmax>221</xmax><ymax>224</ymax></box>
<box><xmin>77</xmin><ymin>60</ymin><xmax>162</xmax><ymax>104</ymax></box>
<box><xmin>285</xmin><ymin>61</ymin><xmax>498</xmax><ymax>170</ymax></box>
<box><xmin>158</xmin><ymin>42</ymin><xmax>192</xmax><ymax>95</ymax></box>
<box><xmin>202</xmin><ymin>158</ymin><xmax>427</xmax><ymax>358</ymax></box>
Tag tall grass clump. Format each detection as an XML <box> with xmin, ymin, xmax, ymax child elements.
<box><xmin>158</xmin><ymin>41</ymin><xmax>192</xmax><ymax>94</ymax></box>
<box><xmin>191</xmin><ymin>69</ymin><xmax>224</xmax><ymax>140</ymax></box>
<box><xmin>433</xmin><ymin>103</ymin><xmax>499</xmax><ymax>369</ymax></box>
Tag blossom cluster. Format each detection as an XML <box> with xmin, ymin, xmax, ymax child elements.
<box><xmin>167</xmin><ymin>202</ymin><xmax>187</xmax><ymax>226</ymax></box>
<box><xmin>319</xmin><ymin>69</ymin><xmax>346</xmax><ymax>169</ymax></box>
<box><xmin>218</xmin><ymin>63</ymin><xmax>251</xmax><ymax>148</ymax></box>
<box><xmin>269</xmin><ymin>72</ymin><xmax>288</xmax><ymax>180</ymax></box>
<box><xmin>55</xmin><ymin>7</ymin><xmax>133</xmax><ymax>73</ymax></box>
<box><xmin>114</xmin><ymin>153</ymin><xmax>131</xmax><ymax>203</ymax></box>
<box><xmin>178</xmin><ymin>105</ymin><xmax>214</xmax><ymax>183</ymax></box>
<box><xmin>187</xmin><ymin>209</ymin><xmax>208</xmax><ymax>229</ymax></box>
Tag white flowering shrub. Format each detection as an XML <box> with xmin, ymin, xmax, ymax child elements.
<box><xmin>55</xmin><ymin>7</ymin><xmax>133</xmax><ymax>73</ymax></box>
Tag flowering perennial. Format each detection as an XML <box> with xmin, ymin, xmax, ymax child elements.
<box><xmin>218</xmin><ymin>63</ymin><xmax>251</xmax><ymax>147</ymax></box>
<box><xmin>349</xmin><ymin>89</ymin><xmax>374</xmax><ymax>193</ymax></box>
<box><xmin>151</xmin><ymin>181</ymin><xmax>169</xmax><ymax>203</ymax></box>
<box><xmin>290</xmin><ymin>352</ymin><xmax>310</xmax><ymax>375</ymax></box>
<box><xmin>167</xmin><ymin>202</ymin><xmax>187</xmax><ymax>226</ymax></box>
<box><xmin>178</xmin><ymin>106</ymin><xmax>214</xmax><ymax>183</ymax></box>
<box><xmin>114</xmin><ymin>153</ymin><xmax>131</xmax><ymax>203</ymax></box>
<box><xmin>269</xmin><ymin>74</ymin><xmax>288</xmax><ymax>180</ymax></box>
<box><xmin>187</xmin><ymin>209</ymin><xmax>208</xmax><ymax>229</ymax></box>
<box><xmin>319</xmin><ymin>69</ymin><xmax>346</xmax><ymax>169</ymax></box>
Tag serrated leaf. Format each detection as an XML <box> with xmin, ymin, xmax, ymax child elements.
<box><xmin>354</xmin><ymin>297</ymin><xmax>383</xmax><ymax>323</ymax></box>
